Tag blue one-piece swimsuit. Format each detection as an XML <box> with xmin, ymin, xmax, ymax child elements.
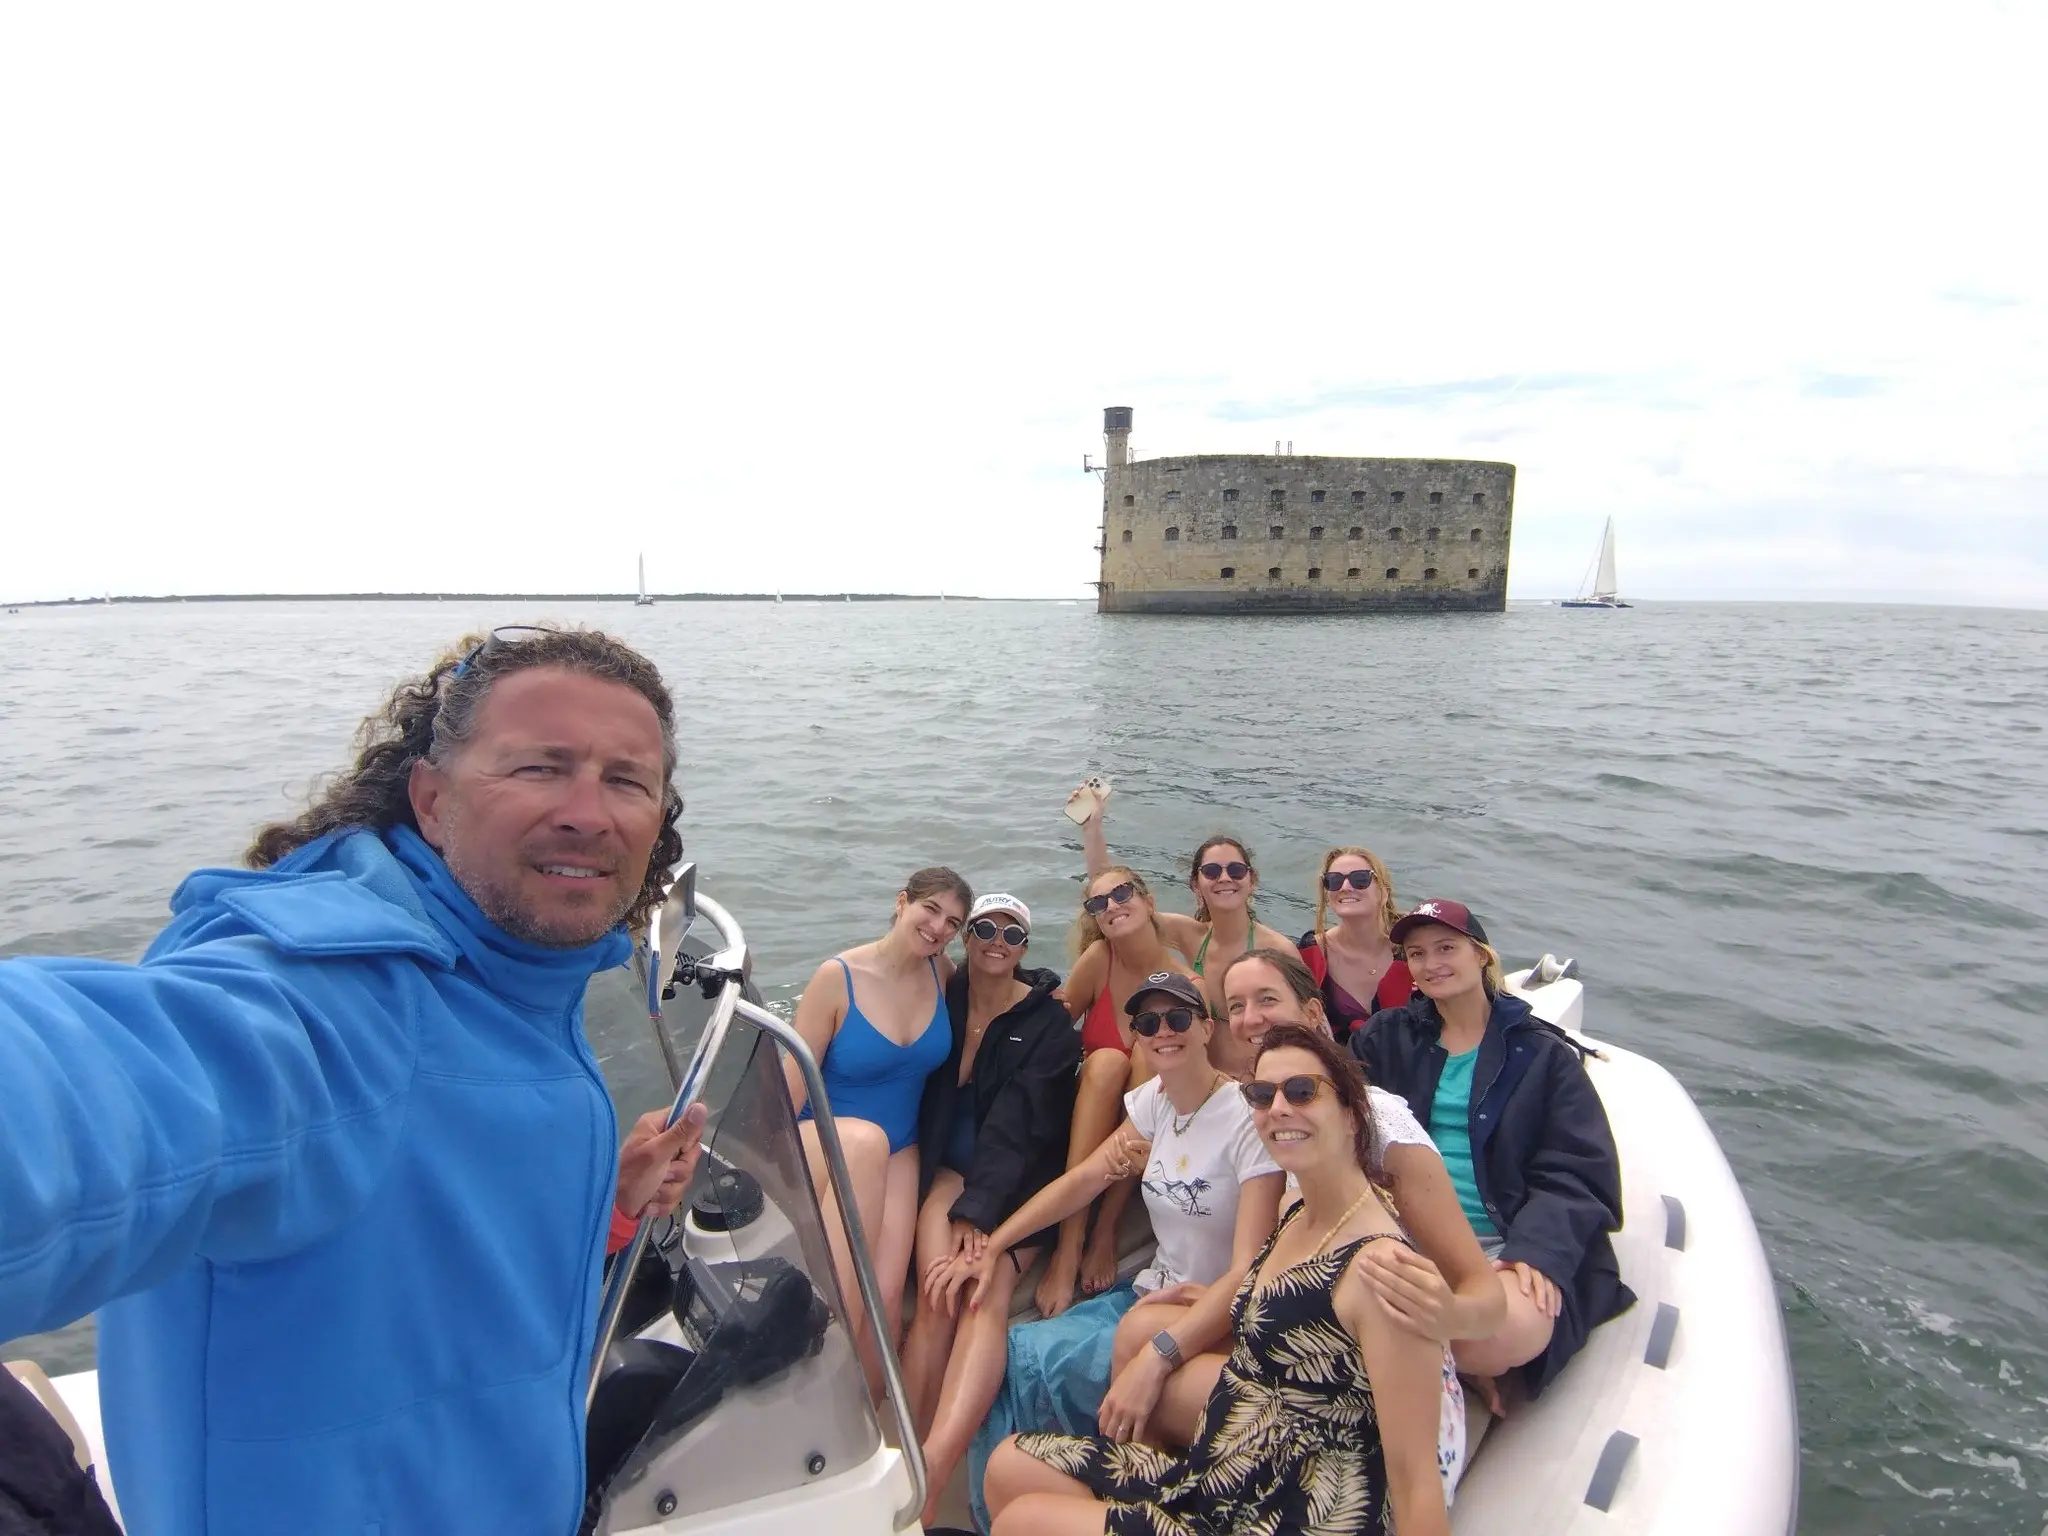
<box><xmin>799</xmin><ymin>956</ymin><xmax>950</xmax><ymax>1153</ymax></box>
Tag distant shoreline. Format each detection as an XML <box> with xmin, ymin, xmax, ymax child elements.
<box><xmin>1</xmin><ymin>592</ymin><xmax>1002</xmax><ymax>608</ymax></box>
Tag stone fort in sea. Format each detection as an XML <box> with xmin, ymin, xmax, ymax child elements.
<box><xmin>1091</xmin><ymin>407</ymin><xmax>1515</xmax><ymax>615</ymax></box>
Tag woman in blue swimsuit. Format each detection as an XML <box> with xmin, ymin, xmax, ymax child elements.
<box><xmin>789</xmin><ymin>866</ymin><xmax>973</xmax><ymax>1390</ymax></box>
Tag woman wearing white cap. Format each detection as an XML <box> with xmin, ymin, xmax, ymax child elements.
<box><xmin>897</xmin><ymin>894</ymin><xmax>1080</xmax><ymax>1520</ymax></box>
<box><xmin>931</xmin><ymin>971</ymin><xmax>1284</xmax><ymax>1532</ymax></box>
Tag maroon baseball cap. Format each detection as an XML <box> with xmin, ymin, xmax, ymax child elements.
<box><xmin>1389</xmin><ymin>899</ymin><xmax>1490</xmax><ymax>947</ymax></box>
<box><xmin>1125</xmin><ymin>971</ymin><xmax>1206</xmax><ymax>1015</ymax></box>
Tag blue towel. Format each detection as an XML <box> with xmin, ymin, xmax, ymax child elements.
<box><xmin>966</xmin><ymin>1280</ymin><xmax>1139</xmax><ymax>1533</ymax></box>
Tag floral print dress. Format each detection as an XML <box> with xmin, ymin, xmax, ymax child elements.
<box><xmin>1013</xmin><ymin>1207</ymin><xmax>1408</xmax><ymax>1536</ymax></box>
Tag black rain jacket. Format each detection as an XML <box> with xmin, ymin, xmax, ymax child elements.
<box><xmin>1351</xmin><ymin>988</ymin><xmax>1635</xmax><ymax>1394</ymax></box>
<box><xmin>915</xmin><ymin>965</ymin><xmax>1080</xmax><ymax>1235</ymax></box>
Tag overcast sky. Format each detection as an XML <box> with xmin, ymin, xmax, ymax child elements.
<box><xmin>3</xmin><ymin>4</ymin><xmax>2043</xmax><ymax>605</ymax></box>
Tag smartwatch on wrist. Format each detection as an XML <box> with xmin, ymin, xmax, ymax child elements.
<box><xmin>1150</xmin><ymin>1330</ymin><xmax>1183</xmax><ymax>1369</ymax></box>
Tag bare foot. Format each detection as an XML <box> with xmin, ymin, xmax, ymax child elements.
<box><xmin>1080</xmin><ymin>1230</ymin><xmax>1119</xmax><ymax>1296</ymax></box>
<box><xmin>1035</xmin><ymin>1247</ymin><xmax>1081</xmax><ymax>1319</ymax></box>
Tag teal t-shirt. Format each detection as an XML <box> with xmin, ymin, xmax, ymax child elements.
<box><xmin>1429</xmin><ymin>1048</ymin><xmax>1498</xmax><ymax>1238</ymax></box>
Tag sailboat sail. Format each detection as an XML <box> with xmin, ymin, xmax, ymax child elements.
<box><xmin>1593</xmin><ymin>518</ymin><xmax>1618</xmax><ymax>600</ymax></box>
<box><xmin>635</xmin><ymin>554</ymin><xmax>655</xmax><ymax>606</ymax></box>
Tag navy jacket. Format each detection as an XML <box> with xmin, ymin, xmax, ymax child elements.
<box><xmin>915</xmin><ymin>965</ymin><xmax>1079</xmax><ymax>1234</ymax></box>
<box><xmin>1351</xmin><ymin>989</ymin><xmax>1635</xmax><ymax>1393</ymax></box>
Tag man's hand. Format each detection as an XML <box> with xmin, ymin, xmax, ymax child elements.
<box><xmin>1360</xmin><ymin>1241</ymin><xmax>1457</xmax><ymax>1340</ymax></box>
<box><xmin>1495</xmin><ymin>1258</ymin><xmax>1562</xmax><ymax>1320</ymax></box>
<box><xmin>616</xmin><ymin>1102</ymin><xmax>708</xmax><ymax>1223</ymax></box>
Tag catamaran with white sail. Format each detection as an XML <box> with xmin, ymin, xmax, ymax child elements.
<box><xmin>636</xmin><ymin>555</ymin><xmax>656</xmax><ymax>607</ymax></box>
<box><xmin>1563</xmin><ymin>518</ymin><xmax>1631</xmax><ymax>609</ymax></box>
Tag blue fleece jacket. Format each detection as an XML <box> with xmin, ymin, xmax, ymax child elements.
<box><xmin>0</xmin><ymin>826</ymin><xmax>630</xmax><ymax>1536</ymax></box>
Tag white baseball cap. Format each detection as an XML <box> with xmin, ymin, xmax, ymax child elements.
<box><xmin>964</xmin><ymin>893</ymin><xmax>1031</xmax><ymax>931</ymax></box>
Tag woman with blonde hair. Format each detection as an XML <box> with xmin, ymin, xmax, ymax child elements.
<box><xmin>1297</xmin><ymin>844</ymin><xmax>1413</xmax><ymax>1038</ymax></box>
<box><xmin>1351</xmin><ymin>901</ymin><xmax>1634</xmax><ymax>1404</ymax></box>
<box><xmin>1066</xmin><ymin>780</ymin><xmax>1296</xmax><ymax>1022</ymax></box>
<box><xmin>1040</xmin><ymin>864</ymin><xmax>1197</xmax><ymax>1314</ymax></box>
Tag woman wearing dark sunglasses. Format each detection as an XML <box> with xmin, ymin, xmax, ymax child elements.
<box><xmin>1298</xmin><ymin>845</ymin><xmax>1414</xmax><ymax>1037</ymax></box>
<box><xmin>986</xmin><ymin>1024</ymin><xmax>1449</xmax><ymax>1536</ymax></box>
<box><xmin>1041</xmin><ymin>866</ymin><xmax>1198</xmax><ymax>1316</ymax></box>
<box><xmin>898</xmin><ymin>895</ymin><xmax>1080</xmax><ymax>1525</ymax></box>
<box><xmin>1068</xmin><ymin>780</ymin><xmax>1296</xmax><ymax>1023</ymax></box>
<box><xmin>940</xmin><ymin>971</ymin><xmax>1283</xmax><ymax>1533</ymax></box>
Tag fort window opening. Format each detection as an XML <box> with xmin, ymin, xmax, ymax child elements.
<box><xmin>1390</xmin><ymin>489</ymin><xmax>1406</xmax><ymax>503</ymax></box>
<box><xmin>1352</xmin><ymin>490</ymin><xmax>1367</xmax><ymax>504</ymax></box>
<box><xmin>1221</xmin><ymin>524</ymin><xmax>1238</xmax><ymax>539</ymax></box>
<box><xmin>1165</xmin><ymin>490</ymin><xmax>1181</xmax><ymax>501</ymax></box>
<box><xmin>1267</xmin><ymin>566</ymin><xmax>1282</xmax><ymax>579</ymax></box>
<box><xmin>1223</xmin><ymin>488</ymin><xmax>1239</xmax><ymax>502</ymax></box>
<box><xmin>1164</xmin><ymin>526</ymin><xmax>1180</xmax><ymax>541</ymax></box>
<box><xmin>1347</xmin><ymin>566</ymin><xmax>1361</xmax><ymax>578</ymax></box>
<box><xmin>1473</xmin><ymin>492</ymin><xmax>1486</xmax><ymax>505</ymax></box>
<box><xmin>1307</xmin><ymin>567</ymin><xmax>1323</xmax><ymax>580</ymax></box>
<box><xmin>1220</xmin><ymin>566</ymin><xmax>1236</xmax><ymax>578</ymax></box>
<box><xmin>1470</xmin><ymin>528</ymin><xmax>1483</xmax><ymax>541</ymax></box>
<box><xmin>1270</xmin><ymin>489</ymin><xmax>1285</xmax><ymax>505</ymax></box>
<box><xmin>1269</xmin><ymin>525</ymin><xmax>1285</xmax><ymax>539</ymax></box>
<box><xmin>1423</xmin><ymin>567</ymin><xmax>1438</xmax><ymax>579</ymax></box>
<box><xmin>1123</xmin><ymin>494</ymin><xmax>1134</xmax><ymax>507</ymax></box>
<box><xmin>1311</xmin><ymin>489</ymin><xmax>1327</xmax><ymax>504</ymax></box>
<box><xmin>1468</xmin><ymin>567</ymin><xmax>1480</xmax><ymax>578</ymax></box>
<box><xmin>1121</xmin><ymin>529</ymin><xmax>1132</xmax><ymax>543</ymax></box>
<box><xmin>1429</xmin><ymin>491</ymin><xmax>1444</xmax><ymax>505</ymax></box>
<box><xmin>1309</xmin><ymin>526</ymin><xmax>1324</xmax><ymax>539</ymax></box>
<box><xmin>1385</xmin><ymin>567</ymin><xmax>1400</xmax><ymax>579</ymax></box>
<box><xmin>1388</xmin><ymin>526</ymin><xmax>1403</xmax><ymax>538</ymax></box>
<box><xmin>1348</xmin><ymin>526</ymin><xmax>1363</xmax><ymax>539</ymax></box>
<box><xmin>1426</xmin><ymin>527</ymin><xmax>1440</xmax><ymax>541</ymax></box>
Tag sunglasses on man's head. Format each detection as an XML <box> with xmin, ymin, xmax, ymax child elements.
<box><xmin>1131</xmin><ymin>1007</ymin><xmax>1199</xmax><ymax>1037</ymax></box>
<box><xmin>1082</xmin><ymin>882</ymin><xmax>1138</xmax><ymax>915</ymax></box>
<box><xmin>1240</xmin><ymin>1074</ymin><xmax>1337</xmax><ymax>1111</ymax></box>
<box><xmin>967</xmin><ymin>917</ymin><xmax>1028</xmax><ymax>946</ymax></box>
<box><xmin>1198</xmin><ymin>861</ymin><xmax>1251</xmax><ymax>882</ymax></box>
<box><xmin>453</xmin><ymin>625</ymin><xmax>556</xmax><ymax>678</ymax></box>
<box><xmin>1322</xmin><ymin>869</ymin><xmax>1376</xmax><ymax>892</ymax></box>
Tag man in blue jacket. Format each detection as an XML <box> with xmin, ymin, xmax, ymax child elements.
<box><xmin>0</xmin><ymin>625</ymin><xmax>708</xmax><ymax>1536</ymax></box>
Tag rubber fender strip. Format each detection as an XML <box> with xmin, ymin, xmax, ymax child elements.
<box><xmin>1662</xmin><ymin>1193</ymin><xmax>1687</xmax><ymax>1250</ymax></box>
<box><xmin>1584</xmin><ymin>1429</ymin><xmax>1639</xmax><ymax>1511</ymax></box>
<box><xmin>1644</xmin><ymin>1302</ymin><xmax>1679</xmax><ymax>1369</ymax></box>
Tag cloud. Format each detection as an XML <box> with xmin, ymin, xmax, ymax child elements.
<box><xmin>1</xmin><ymin>2</ymin><xmax>2045</xmax><ymax>606</ymax></box>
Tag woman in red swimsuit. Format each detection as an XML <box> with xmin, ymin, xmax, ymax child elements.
<box><xmin>1297</xmin><ymin>845</ymin><xmax>1414</xmax><ymax>1037</ymax></box>
<box><xmin>1041</xmin><ymin>866</ymin><xmax>1197</xmax><ymax>1316</ymax></box>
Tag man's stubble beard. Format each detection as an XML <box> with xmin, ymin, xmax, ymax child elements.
<box><xmin>436</xmin><ymin>805</ymin><xmax>635</xmax><ymax>949</ymax></box>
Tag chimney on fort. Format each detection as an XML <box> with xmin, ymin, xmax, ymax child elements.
<box><xmin>1103</xmin><ymin>406</ymin><xmax>1132</xmax><ymax>468</ymax></box>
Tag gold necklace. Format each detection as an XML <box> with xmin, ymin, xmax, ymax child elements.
<box><xmin>1309</xmin><ymin>1187</ymin><xmax>1375</xmax><ymax>1258</ymax></box>
<box><xmin>1169</xmin><ymin>1071</ymin><xmax>1227</xmax><ymax>1135</ymax></box>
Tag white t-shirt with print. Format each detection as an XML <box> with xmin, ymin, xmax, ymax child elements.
<box><xmin>1124</xmin><ymin>1077</ymin><xmax>1281</xmax><ymax>1295</ymax></box>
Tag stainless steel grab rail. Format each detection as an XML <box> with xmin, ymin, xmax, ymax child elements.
<box><xmin>589</xmin><ymin>885</ymin><xmax>928</xmax><ymax>1531</ymax></box>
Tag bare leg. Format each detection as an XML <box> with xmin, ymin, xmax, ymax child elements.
<box><xmin>799</xmin><ymin>1116</ymin><xmax>891</xmax><ymax>1365</ymax></box>
<box><xmin>1042</xmin><ymin>1048</ymin><xmax>1128</xmax><ymax>1317</ymax></box>
<box><xmin>901</xmin><ymin>1169</ymin><xmax>967</xmax><ymax>1436</ymax></box>
<box><xmin>1148</xmin><ymin>1353</ymin><xmax>1224</xmax><ymax>1449</ymax></box>
<box><xmin>992</xmin><ymin>1493</ymin><xmax>1112</xmax><ymax>1535</ymax></box>
<box><xmin>985</xmin><ymin>1435</ymin><xmax>1102</xmax><ymax>1528</ymax></box>
<box><xmin>1079</xmin><ymin>1051</ymin><xmax>1153</xmax><ymax>1294</ymax></box>
<box><xmin>1451</xmin><ymin>1273</ymin><xmax>1557</xmax><ymax>1380</ymax></box>
<box><xmin>918</xmin><ymin>1245</ymin><xmax>1024</xmax><ymax>1526</ymax></box>
<box><xmin>853</xmin><ymin>1147</ymin><xmax>923</xmax><ymax>1399</ymax></box>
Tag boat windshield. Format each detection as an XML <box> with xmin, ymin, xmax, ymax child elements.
<box><xmin>583</xmin><ymin>1009</ymin><xmax>883</xmax><ymax>1532</ymax></box>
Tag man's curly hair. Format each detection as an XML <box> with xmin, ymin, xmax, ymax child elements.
<box><xmin>246</xmin><ymin>626</ymin><xmax>682</xmax><ymax>931</ymax></box>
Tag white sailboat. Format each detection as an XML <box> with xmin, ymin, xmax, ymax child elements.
<box><xmin>635</xmin><ymin>554</ymin><xmax>656</xmax><ymax>607</ymax></box>
<box><xmin>1563</xmin><ymin>517</ymin><xmax>1631</xmax><ymax>609</ymax></box>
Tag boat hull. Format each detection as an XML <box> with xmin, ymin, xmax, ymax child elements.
<box><xmin>1560</xmin><ymin>599</ymin><xmax>1632</xmax><ymax>609</ymax></box>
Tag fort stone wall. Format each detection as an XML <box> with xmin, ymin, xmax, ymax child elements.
<box><xmin>1094</xmin><ymin>427</ymin><xmax>1514</xmax><ymax>615</ymax></box>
